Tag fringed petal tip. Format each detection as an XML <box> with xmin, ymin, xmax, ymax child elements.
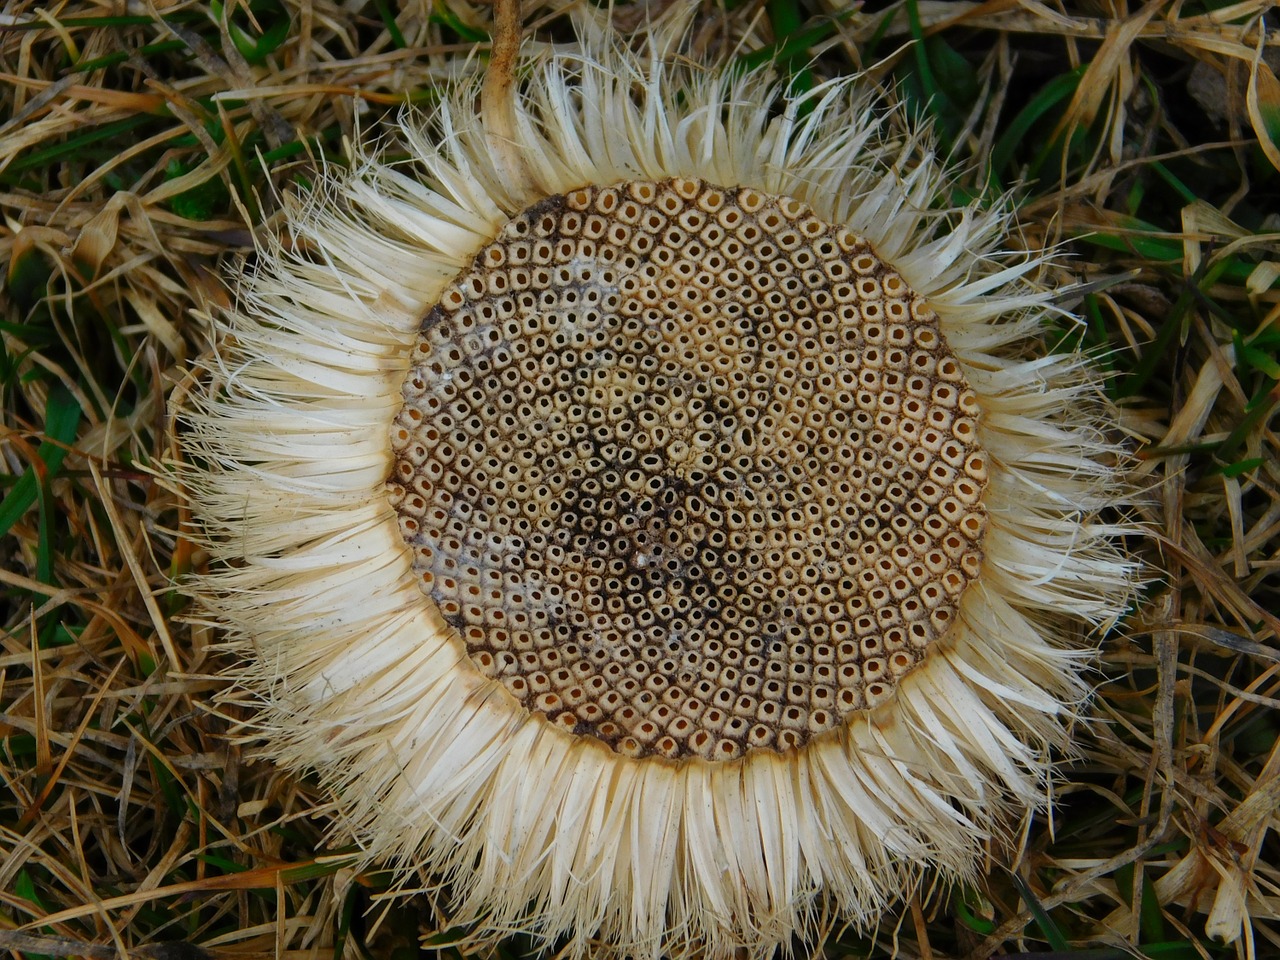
<box><xmin>178</xmin><ymin>16</ymin><xmax>1144</xmax><ymax>960</ymax></box>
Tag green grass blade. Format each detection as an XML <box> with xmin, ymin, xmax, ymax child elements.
<box><xmin>989</xmin><ymin>66</ymin><xmax>1086</xmax><ymax>184</ymax></box>
<box><xmin>374</xmin><ymin>0</ymin><xmax>408</xmax><ymax>49</ymax></box>
<box><xmin>0</xmin><ymin>384</ymin><xmax>82</xmax><ymax>540</ymax></box>
<box><xmin>1009</xmin><ymin>874</ymin><xmax>1071</xmax><ymax>951</ymax></box>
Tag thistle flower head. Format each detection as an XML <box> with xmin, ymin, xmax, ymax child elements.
<box><xmin>183</xmin><ymin>18</ymin><xmax>1139</xmax><ymax>960</ymax></box>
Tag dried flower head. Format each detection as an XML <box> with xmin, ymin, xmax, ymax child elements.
<box><xmin>182</xmin><ymin>18</ymin><xmax>1139</xmax><ymax>960</ymax></box>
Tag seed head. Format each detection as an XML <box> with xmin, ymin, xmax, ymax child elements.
<box><xmin>391</xmin><ymin>179</ymin><xmax>988</xmax><ymax>761</ymax></box>
<box><xmin>181</xmin><ymin>18</ymin><xmax>1140</xmax><ymax>960</ymax></box>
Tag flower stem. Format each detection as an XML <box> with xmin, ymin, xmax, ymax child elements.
<box><xmin>483</xmin><ymin>0</ymin><xmax>533</xmax><ymax>196</ymax></box>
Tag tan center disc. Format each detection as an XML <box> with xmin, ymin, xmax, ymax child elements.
<box><xmin>388</xmin><ymin>178</ymin><xmax>989</xmax><ymax>762</ymax></box>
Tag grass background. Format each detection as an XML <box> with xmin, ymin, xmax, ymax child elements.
<box><xmin>2</xmin><ymin>0</ymin><xmax>1279</xmax><ymax>957</ymax></box>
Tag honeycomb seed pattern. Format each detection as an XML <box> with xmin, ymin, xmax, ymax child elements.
<box><xmin>388</xmin><ymin>178</ymin><xmax>989</xmax><ymax>761</ymax></box>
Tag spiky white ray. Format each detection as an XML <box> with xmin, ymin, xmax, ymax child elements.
<box><xmin>182</xmin><ymin>22</ymin><xmax>1139</xmax><ymax>960</ymax></box>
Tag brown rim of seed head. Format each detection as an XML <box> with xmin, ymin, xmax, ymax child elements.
<box><xmin>387</xmin><ymin>177</ymin><xmax>989</xmax><ymax>762</ymax></box>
